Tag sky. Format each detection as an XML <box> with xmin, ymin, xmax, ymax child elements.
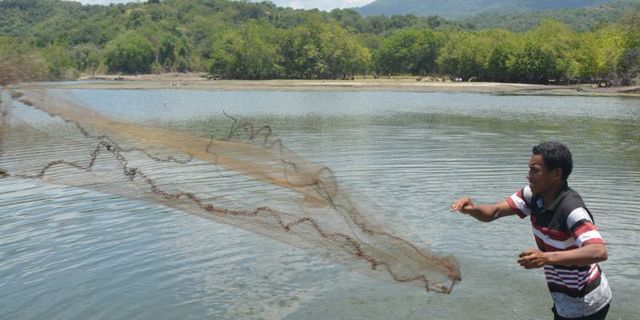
<box><xmin>75</xmin><ymin>0</ymin><xmax>376</xmax><ymax>11</ymax></box>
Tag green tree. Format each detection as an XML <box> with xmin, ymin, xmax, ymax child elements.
<box><xmin>617</xmin><ymin>10</ymin><xmax>640</xmax><ymax>85</ymax></box>
<box><xmin>510</xmin><ymin>19</ymin><xmax>578</xmax><ymax>83</ymax></box>
<box><xmin>103</xmin><ymin>31</ymin><xmax>155</xmax><ymax>74</ymax></box>
<box><xmin>281</xmin><ymin>18</ymin><xmax>370</xmax><ymax>79</ymax></box>
<box><xmin>70</xmin><ymin>43</ymin><xmax>101</xmax><ymax>75</ymax></box>
<box><xmin>437</xmin><ymin>31</ymin><xmax>493</xmax><ymax>80</ymax></box>
<box><xmin>157</xmin><ymin>33</ymin><xmax>177</xmax><ymax>69</ymax></box>
<box><xmin>485</xmin><ymin>30</ymin><xmax>518</xmax><ymax>82</ymax></box>
<box><xmin>126</xmin><ymin>8</ymin><xmax>148</xmax><ymax>29</ymax></box>
<box><xmin>572</xmin><ymin>26</ymin><xmax>626</xmax><ymax>82</ymax></box>
<box><xmin>330</xmin><ymin>9</ymin><xmax>367</xmax><ymax>33</ymax></box>
<box><xmin>185</xmin><ymin>14</ymin><xmax>228</xmax><ymax>59</ymax></box>
<box><xmin>0</xmin><ymin>36</ymin><xmax>48</xmax><ymax>84</ymax></box>
<box><xmin>374</xmin><ymin>28</ymin><xmax>444</xmax><ymax>76</ymax></box>
<box><xmin>42</xmin><ymin>42</ymin><xmax>76</xmax><ymax>79</ymax></box>
<box><xmin>209</xmin><ymin>22</ymin><xmax>283</xmax><ymax>79</ymax></box>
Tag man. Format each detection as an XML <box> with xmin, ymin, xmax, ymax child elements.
<box><xmin>450</xmin><ymin>142</ymin><xmax>611</xmax><ymax>320</ymax></box>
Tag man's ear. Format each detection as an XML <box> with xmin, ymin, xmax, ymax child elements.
<box><xmin>552</xmin><ymin>168</ymin><xmax>563</xmax><ymax>181</ymax></box>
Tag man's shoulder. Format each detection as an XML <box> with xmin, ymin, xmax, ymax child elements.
<box><xmin>556</xmin><ymin>187</ymin><xmax>595</xmax><ymax>226</ymax></box>
<box><xmin>558</xmin><ymin>187</ymin><xmax>586</xmax><ymax>212</ymax></box>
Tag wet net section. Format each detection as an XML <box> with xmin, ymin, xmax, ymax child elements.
<box><xmin>0</xmin><ymin>87</ymin><xmax>460</xmax><ymax>293</ymax></box>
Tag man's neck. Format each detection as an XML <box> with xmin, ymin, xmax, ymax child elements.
<box><xmin>541</xmin><ymin>181</ymin><xmax>566</xmax><ymax>209</ymax></box>
<box><xmin>540</xmin><ymin>181</ymin><xmax>567</xmax><ymax>209</ymax></box>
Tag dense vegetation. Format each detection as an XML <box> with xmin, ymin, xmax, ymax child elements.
<box><xmin>0</xmin><ymin>0</ymin><xmax>639</xmax><ymax>85</ymax></box>
<box><xmin>464</xmin><ymin>0</ymin><xmax>639</xmax><ymax>32</ymax></box>
<box><xmin>356</xmin><ymin>0</ymin><xmax>622</xmax><ymax>19</ymax></box>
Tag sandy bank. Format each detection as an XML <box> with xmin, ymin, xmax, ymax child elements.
<box><xmin>19</xmin><ymin>73</ymin><xmax>640</xmax><ymax>97</ymax></box>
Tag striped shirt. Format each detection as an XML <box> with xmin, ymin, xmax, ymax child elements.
<box><xmin>507</xmin><ymin>184</ymin><xmax>612</xmax><ymax>318</ymax></box>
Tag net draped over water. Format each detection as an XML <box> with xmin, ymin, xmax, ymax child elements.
<box><xmin>0</xmin><ymin>87</ymin><xmax>460</xmax><ymax>293</ymax></box>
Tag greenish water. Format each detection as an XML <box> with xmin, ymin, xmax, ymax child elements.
<box><xmin>1</xmin><ymin>88</ymin><xmax>638</xmax><ymax>319</ymax></box>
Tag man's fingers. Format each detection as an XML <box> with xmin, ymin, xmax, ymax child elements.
<box><xmin>519</xmin><ymin>248</ymin><xmax>535</xmax><ymax>257</ymax></box>
<box><xmin>517</xmin><ymin>249</ymin><xmax>546</xmax><ymax>269</ymax></box>
<box><xmin>450</xmin><ymin>197</ymin><xmax>471</xmax><ymax>212</ymax></box>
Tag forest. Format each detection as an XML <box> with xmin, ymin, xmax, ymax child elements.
<box><xmin>357</xmin><ymin>0</ymin><xmax>630</xmax><ymax>19</ymax></box>
<box><xmin>0</xmin><ymin>0</ymin><xmax>639</xmax><ymax>85</ymax></box>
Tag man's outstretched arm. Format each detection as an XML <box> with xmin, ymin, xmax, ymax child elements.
<box><xmin>450</xmin><ymin>197</ymin><xmax>517</xmax><ymax>222</ymax></box>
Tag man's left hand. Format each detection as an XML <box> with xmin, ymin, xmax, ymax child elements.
<box><xmin>517</xmin><ymin>248</ymin><xmax>548</xmax><ymax>269</ymax></box>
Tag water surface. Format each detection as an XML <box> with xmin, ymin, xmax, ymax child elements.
<box><xmin>1</xmin><ymin>88</ymin><xmax>639</xmax><ymax>319</ymax></box>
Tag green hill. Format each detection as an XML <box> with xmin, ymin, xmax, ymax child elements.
<box><xmin>356</xmin><ymin>0</ymin><xmax>613</xmax><ymax>19</ymax></box>
<box><xmin>465</xmin><ymin>1</ymin><xmax>640</xmax><ymax>32</ymax></box>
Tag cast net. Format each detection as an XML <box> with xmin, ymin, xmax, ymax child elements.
<box><xmin>0</xmin><ymin>86</ymin><xmax>460</xmax><ymax>293</ymax></box>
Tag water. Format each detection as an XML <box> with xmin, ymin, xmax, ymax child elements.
<box><xmin>1</xmin><ymin>88</ymin><xmax>639</xmax><ymax>319</ymax></box>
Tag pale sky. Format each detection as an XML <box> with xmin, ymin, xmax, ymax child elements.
<box><xmin>74</xmin><ymin>0</ymin><xmax>376</xmax><ymax>11</ymax></box>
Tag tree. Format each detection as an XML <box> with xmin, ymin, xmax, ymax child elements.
<box><xmin>42</xmin><ymin>42</ymin><xmax>76</xmax><ymax>79</ymax></box>
<box><xmin>572</xmin><ymin>26</ymin><xmax>626</xmax><ymax>82</ymax></box>
<box><xmin>126</xmin><ymin>8</ymin><xmax>147</xmax><ymax>29</ymax></box>
<box><xmin>103</xmin><ymin>31</ymin><xmax>155</xmax><ymax>74</ymax></box>
<box><xmin>280</xmin><ymin>18</ymin><xmax>370</xmax><ymax>79</ymax></box>
<box><xmin>157</xmin><ymin>33</ymin><xmax>178</xmax><ymax>69</ymax></box>
<box><xmin>70</xmin><ymin>43</ymin><xmax>101</xmax><ymax>75</ymax></box>
<box><xmin>437</xmin><ymin>31</ymin><xmax>493</xmax><ymax>80</ymax></box>
<box><xmin>512</xmin><ymin>19</ymin><xmax>578</xmax><ymax>83</ymax></box>
<box><xmin>0</xmin><ymin>36</ymin><xmax>48</xmax><ymax>84</ymax></box>
<box><xmin>209</xmin><ymin>22</ymin><xmax>283</xmax><ymax>79</ymax></box>
<box><xmin>330</xmin><ymin>8</ymin><xmax>367</xmax><ymax>33</ymax></box>
<box><xmin>617</xmin><ymin>10</ymin><xmax>640</xmax><ymax>85</ymax></box>
<box><xmin>374</xmin><ymin>28</ymin><xmax>443</xmax><ymax>75</ymax></box>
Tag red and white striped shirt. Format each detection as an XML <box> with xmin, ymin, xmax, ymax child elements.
<box><xmin>507</xmin><ymin>184</ymin><xmax>611</xmax><ymax>318</ymax></box>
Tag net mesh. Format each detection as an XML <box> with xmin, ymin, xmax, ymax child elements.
<box><xmin>0</xmin><ymin>87</ymin><xmax>460</xmax><ymax>293</ymax></box>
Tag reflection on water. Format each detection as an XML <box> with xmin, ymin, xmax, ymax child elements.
<box><xmin>1</xmin><ymin>88</ymin><xmax>639</xmax><ymax>319</ymax></box>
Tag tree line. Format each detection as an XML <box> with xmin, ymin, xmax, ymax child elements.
<box><xmin>1</xmin><ymin>0</ymin><xmax>639</xmax><ymax>85</ymax></box>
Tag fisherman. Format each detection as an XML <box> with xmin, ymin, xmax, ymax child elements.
<box><xmin>450</xmin><ymin>142</ymin><xmax>611</xmax><ymax>319</ymax></box>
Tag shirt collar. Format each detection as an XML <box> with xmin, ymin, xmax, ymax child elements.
<box><xmin>543</xmin><ymin>181</ymin><xmax>570</xmax><ymax>212</ymax></box>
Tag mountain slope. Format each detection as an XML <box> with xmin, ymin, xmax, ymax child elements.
<box><xmin>356</xmin><ymin>0</ymin><xmax>612</xmax><ymax>19</ymax></box>
<box><xmin>464</xmin><ymin>1</ymin><xmax>638</xmax><ymax>32</ymax></box>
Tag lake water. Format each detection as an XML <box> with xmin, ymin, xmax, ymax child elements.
<box><xmin>1</xmin><ymin>88</ymin><xmax>639</xmax><ymax>319</ymax></box>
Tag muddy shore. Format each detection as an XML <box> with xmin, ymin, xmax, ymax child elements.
<box><xmin>18</xmin><ymin>73</ymin><xmax>640</xmax><ymax>97</ymax></box>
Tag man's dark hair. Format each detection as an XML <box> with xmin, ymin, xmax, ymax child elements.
<box><xmin>532</xmin><ymin>142</ymin><xmax>573</xmax><ymax>180</ymax></box>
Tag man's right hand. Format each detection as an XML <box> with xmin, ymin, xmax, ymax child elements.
<box><xmin>449</xmin><ymin>198</ymin><xmax>515</xmax><ymax>222</ymax></box>
<box><xmin>450</xmin><ymin>197</ymin><xmax>475</xmax><ymax>214</ymax></box>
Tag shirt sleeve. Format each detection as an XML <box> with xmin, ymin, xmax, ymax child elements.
<box><xmin>506</xmin><ymin>186</ymin><xmax>532</xmax><ymax>219</ymax></box>
<box><xmin>566</xmin><ymin>207</ymin><xmax>605</xmax><ymax>247</ymax></box>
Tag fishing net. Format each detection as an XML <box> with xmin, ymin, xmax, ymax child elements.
<box><xmin>0</xmin><ymin>86</ymin><xmax>460</xmax><ymax>293</ymax></box>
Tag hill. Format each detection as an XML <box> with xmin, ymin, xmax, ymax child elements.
<box><xmin>356</xmin><ymin>0</ymin><xmax>613</xmax><ymax>19</ymax></box>
<box><xmin>464</xmin><ymin>1</ymin><xmax>639</xmax><ymax>32</ymax></box>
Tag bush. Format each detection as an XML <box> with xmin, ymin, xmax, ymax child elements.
<box><xmin>104</xmin><ymin>31</ymin><xmax>155</xmax><ymax>74</ymax></box>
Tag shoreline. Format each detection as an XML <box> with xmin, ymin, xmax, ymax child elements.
<box><xmin>17</xmin><ymin>73</ymin><xmax>640</xmax><ymax>97</ymax></box>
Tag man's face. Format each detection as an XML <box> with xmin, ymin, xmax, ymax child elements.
<box><xmin>527</xmin><ymin>154</ymin><xmax>559</xmax><ymax>195</ymax></box>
